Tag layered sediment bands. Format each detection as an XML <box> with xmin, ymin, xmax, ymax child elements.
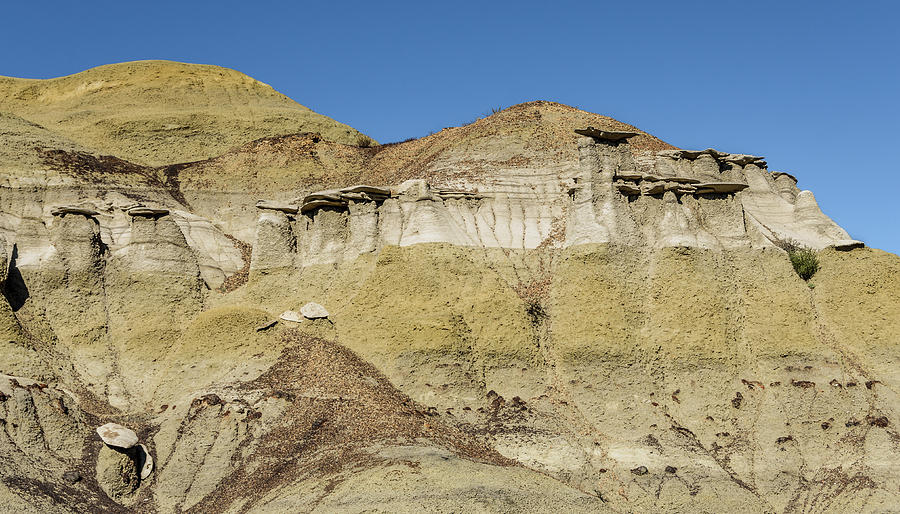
<box><xmin>247</xmin><ymin>134</ymin><xmax>856</xmax><ymax>278</ymax></box>
<box><xmin>2</xmin><ymin>235</ymin><xmax>898</xmax><ymax>510</ymax></box>
<box><xmin>1</xmin><ymin>84</ymin><xmax>896</xmax><ymax>511</ymax></box>
<box><xmin>104</xmin><ymin>213</ymin><xmax>203</xmax><ymax>406</ymax></box>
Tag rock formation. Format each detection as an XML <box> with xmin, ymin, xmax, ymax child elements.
<box><xmin>0</xmin><ymin>61</ymin><xmax>896</xmax><ymax>513</ymax></box>
<box><xmin>96</xmin><ymin>423</ymin><xmax>138</xmax><ymax>448</ymax></box>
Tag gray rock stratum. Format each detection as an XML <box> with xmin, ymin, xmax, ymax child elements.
<box><xmin>0</xmin><ymin>65</ymin><xmax>897</xmax><ymax>513</ymax></box>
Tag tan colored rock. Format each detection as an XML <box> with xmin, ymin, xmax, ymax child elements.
<box><xmin>255</xmin><ymin>200</ymin><xmax>299</xmax><ymax>213</ymax></box>
<box><xmin>300</xmin><ymin>198</ymin><xmax>345</xmax><ymax>213</ymax></box>
<box><xmin>724</xmin><ymin>153</ymin><xmax>766</xmax><ymax>166</ymax></box>
<box><xmin>340</xmin><ymin>184</ymin><xmax>392</xmax><ymax>197</ymax></box>
<box><xmin>127</xmin><ymin>206</ymin><xmax>170</xmax><ymax>217</ymax></box>
<box><xmin>615</xmin><ymin>182</ymin><xmax>641</xmax><ymax>196</ymax></box>
<box><xmin>641</xmin><ymin>182</ymin><xmax>667</xmax><ymax>195</ymax></box>
<box><xmin>0</xmin><ymin>237</ymin><xmax>7</xmax><ymax>286</ymax></box>
<box><xmin>615</xmin><ymin>171</ymin><xmax>643</xmax><ymax>180</ymax></box>
<box><xmin>250</xmin><ymin>209</ymin><xmax>295</xmax><ymax>272</ymax></box>
<box><xmin>693</xmin><ymin>182</ymin><xmax>749</xmax><ymax>194</ymax></box>
<box><xmin>256</xmin><ymin>319</ymin><xmax>278</xmax><ymax>331</ymax></box>
<box><xmin>50</xmin><ymin>206</ymin><xmax>100</xmax><ymax>217</ymax></box>
<box><xmin>300</xmin><ymin>302</ymin><xmax>329</xmax><ymax>319</ymax></box>
<box><xmin>830</xmin><ymin>239</ymin><xmax>865</xmax><ymax>251</ymax></box>
<box><xmin>96</xmin><ymin>445</ymin><xmax>140</xmax><ymax>500</ymax></box>
<box><xmin>280</xmin><ymin>310</ymin><xmax>302</xmax><ymax>323</ymax></box>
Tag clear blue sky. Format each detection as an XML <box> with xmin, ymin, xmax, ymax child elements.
<box><xmin>1</xmin><ymin>1</ymin><xmax>897</xmax><ymax>253</ymax></box>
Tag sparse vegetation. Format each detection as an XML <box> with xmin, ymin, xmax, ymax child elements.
<box><xmin>356</xmin><ymin>134</ymin><xmax>375</xmax><ymax>148</ymax></box>
<box><xmin>775</xmin><ymin>238</ymin><xmax>820</xmax><ymax>281</ymax></box>
<box><xmin>380</xmin><ymin>136</ymin><xmax>418</xmax><ymax>147</ymax></box>
<box><xmin>524</xmin><ymin>298</ymin><xmax>547</xmax><ymax>325</ymax></box>
<box><xmin>513</xmin><ymin>271</ymin><xmax>552</xmax><ymax>327</ymax></box>
<box><xmin>789</xmin><ymin>247</ymin><xmax>819</xmax><ymax>281</ymax></box>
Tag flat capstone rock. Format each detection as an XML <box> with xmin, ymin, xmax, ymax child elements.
<box><xmin>574</xmin><ymin>127</ymin><xmax>638</xmax><ymax>142</ymax></box>
<box><xmin>50</xmin><ymin>206</ymin><xmax>100</xmax><ymax>217</ymax></box>
<box><xmin>127</xmin><ymin>206</ymin><xmax>169</xmax><ymax>217</ymax></box>
<box><xmin>96</xmin><ymin>422</ymin><xmax>138</xmax><ymax>449</ymax></box>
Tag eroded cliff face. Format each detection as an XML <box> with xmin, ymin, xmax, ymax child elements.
<box><xmin>0</xmin><ymin>76</ymin><xmax>897</xmax><ymax>512</ymax></box>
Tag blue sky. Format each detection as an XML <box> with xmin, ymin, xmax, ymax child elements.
<box><xmin>1</xmin><ymin>0</ymin><xmax>897</xmax><ymax>253</ymax></box>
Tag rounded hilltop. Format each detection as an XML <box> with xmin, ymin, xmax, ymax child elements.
<box><xmin>0</xmin><ymin>60</ymin><xmax>371</xmax><ymax>166</ymax></box>
<box><xmin>174</xmin><ymin>100</ymin><xmax>677</xmax><ymax>193</ymax></box>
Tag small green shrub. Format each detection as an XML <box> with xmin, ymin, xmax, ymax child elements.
<box><xmin>355</xmin><ymin>134</ymin><xmax>375</xmax><ymax>148</ymax></box>
<box><xmin>788</xmin><ymin>246</ymin><xmax>819</xmax><ymax>281</ymax></box>
<box><xmin>774</xmin><ymin>238</ymin><xmax>820</xmax><ymax>281</ymax></box>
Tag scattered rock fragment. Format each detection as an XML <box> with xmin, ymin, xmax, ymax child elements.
<box><xmin>631</xmin><ymin>466</ymin><xmax>649</xmax><ymax>476</ymax></box>
<box><xmin>256</xmin><ymin>319</ymin><xmax>278</xmax><ymax>331</ymax></box>
<box><xmin>62</xmin><ymin>470</ymin><xmax>81</xmax><ymax>483</ymax></box>
<box><xmin>137</xmin><ymin>444</ymin><xmax>154</xmax><ymax>479</ymax></box>
<box><xmin>280</xmin><ymin>311</ymin><xmax>302</xmax><ymax>323</ymax></box>
<box><xmin>300</xmin><ymin>302</ymin><xmax>329</xmax><ymax>319</ymax></box>
<box><xmin>96</xmin><ymin>423</ymin><xmax>138</xmax><ymax>449</ymax></box>
<box><xmin>665</xmin><ymin>466</ymin><xmax>677</xmax><ymax>474</ymax></box>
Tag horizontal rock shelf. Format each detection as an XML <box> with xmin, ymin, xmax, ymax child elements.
<box><xmin>575</xmin><ymin>127</ymin><xmax>638</xmax><ymax>142</ymax></box>
<box><xmin>693</xmin><ymin>182</ymin><xmax>750</xmax><ymax>194</ymax></box>
<box><xmin>299</xmin><ymin>185</ymin><xmax>392</xmax><ymax>213</ymax></box>
<box><xmin>256</xmin><ymin>200</ymin><xmax>299</xmax><ymax>214</ymax></box>
<box><xmin>830</xmin><ymin>239</ymin><xmax>865</xmax><ymax>251</ymax></box>
<box><xmin>127</xmin><ymin>206</ymin><xmax>169</xmax><ymax>217</ymax></box>
<box><xmin>50</xmin><ymin>206</ymin><xmax>100</xmax><ymax>217</ymax></box>
<box><xmin>614</xmin><ymin>178</ymin><xmax>748</xmax><ymax>197</ymax></box>
<box><xmin>433</xmin><ymin>188</ymin><xmax>483</xmax><ymax>200</ymax></box>
<box><xmin>658</xmin><ymin>148</ymin><xmax>766</xmax><ymax>167</ymax></box>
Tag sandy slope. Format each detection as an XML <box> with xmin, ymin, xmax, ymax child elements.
<box><xmin>0</xmin><ymin>60</ymin><xmax>369</xmax><ymax>165</ymax></box>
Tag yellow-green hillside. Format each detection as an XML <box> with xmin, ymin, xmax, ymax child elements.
<box><xmin>0</xmin><ymin>60</ymin><xmax>370</xmax><ymax>165</ymax></box>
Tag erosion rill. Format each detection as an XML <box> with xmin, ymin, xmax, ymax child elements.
<box><xmin>0</xmin><ymin>62</ymin><xmax>898</xmax><ymax>512</ymax></box>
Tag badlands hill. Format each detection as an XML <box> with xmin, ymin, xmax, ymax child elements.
<box><xmin>0</xmin><ymin>61</ymin><xmax>899</xmax><ymax>513</ymax></box>
<box><xmin>0</xmin><ymin>60</ymin><xmax>368</xmax><ymax>165</ymax></box>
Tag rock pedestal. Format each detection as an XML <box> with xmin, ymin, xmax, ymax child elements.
<box><xmin>96</xmin><ymin>445</ymin><xmax>140</xmax><ymax>500</ymax></box>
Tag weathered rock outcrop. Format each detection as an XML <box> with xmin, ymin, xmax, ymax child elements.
<box><xmin>249</xmin><ymin>130</ymin><xmax>856</xmax><ymax>274</ymax></box>
<box><xmin>0</xmin><ymin>77</ymin><xmax>893</xmax><ymax>513</ymax></box>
